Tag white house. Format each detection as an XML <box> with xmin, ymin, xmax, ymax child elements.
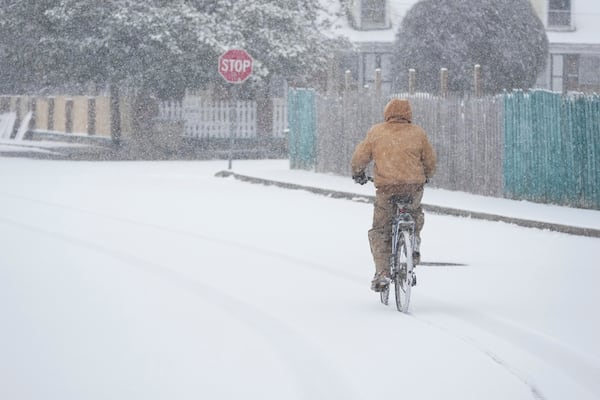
<box><xmin>531</xmin><ymin>0</ymin><xmax>600</xmax><ymax>93</ymax></box>
<box><xmin>325</xmin><ymin>0</ymin><xmax>414</xmax><ymax>94</ymax></box>
<box><xmin>326</xmin><ymin>0</ymin><xmax>600</xmax><ymax>94</ymax></box>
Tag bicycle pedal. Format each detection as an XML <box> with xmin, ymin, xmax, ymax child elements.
<box><xmin>371</xmin><ymin>282</ymin><xmax>390</xmax><ymax>292</ymax></box>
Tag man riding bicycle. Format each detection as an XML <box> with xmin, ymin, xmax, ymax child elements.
<box><xmin>351</xmin><ymin>98</ymin><xmax>436</xmax><ymax>292</ymax></box>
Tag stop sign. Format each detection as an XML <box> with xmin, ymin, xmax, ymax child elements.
<box><xmin>218</xmin><ymin>49</ymin><xmax>253</xmax><ymax>83</ymax></box>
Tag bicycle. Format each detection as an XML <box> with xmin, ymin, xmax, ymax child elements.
<box><xmin>379</xmin><ymin>193</ymin><xmax>417</xmax><ymax>313</ymax></box>
<box><xmin>355</xmin><ymin>175</ymin><xmax>418</xmax><ymax>313</ymax></box>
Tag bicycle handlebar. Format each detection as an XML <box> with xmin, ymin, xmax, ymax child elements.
<box><xmin>354</xmin><ymin>174</ymin><xmax>429</xmax><ymax>185</ymax></box>
<box><xmin>364</xmin><ymin>176</ymin><xmax>429</xmax><ymax>184</ymax></box>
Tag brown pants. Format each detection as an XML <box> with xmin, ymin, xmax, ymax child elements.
<box><xmin>368</xmin><ymin>184</ymin><xmax>424</xmax><ymax>273</ymax></box>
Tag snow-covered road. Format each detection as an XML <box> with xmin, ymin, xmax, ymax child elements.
<box><xmin>1</xmin><ymin>158</ymin><xmax>599</xmax><ymax>400</ymax></box>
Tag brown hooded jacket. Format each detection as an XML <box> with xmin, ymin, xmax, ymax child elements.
<box><xmin>351</xmin><ymin>98</ymin><xmax>436</xmax><ymax>187</ymax></box>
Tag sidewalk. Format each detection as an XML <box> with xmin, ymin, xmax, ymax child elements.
<box><xmin>0</xmin><ymin>138</ymin><xmax>115</xmax><ymax>160</ymax></box>
<box><xmin>225</xmin><ymin>159</ymin><xmax>600</xmax><ymax>237</ymax></box>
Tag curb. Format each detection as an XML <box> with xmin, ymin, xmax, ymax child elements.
<box><xmin>216</xmin><ymin>170</ymin><xmax>600</xmax><ymax>238</ymax></box>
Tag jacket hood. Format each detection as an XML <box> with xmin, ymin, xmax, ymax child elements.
<box><xmin>384</xmin><ymin>98</ymin><xmax>412</xmax><ymax>122</ymax></box>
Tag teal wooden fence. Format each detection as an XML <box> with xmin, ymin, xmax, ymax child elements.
<box><xmin>504</xmin><ymin>91</ymin><xmax>600</xmax><ymax>209</ymax></box>
<box><xmin>308</xmin><ymin>89</ymin><xmax>599</xmax><ymax>209</ymax></box>
<box><xmin>287</xmin><ymin>88</ymin><xmax>316</xmax><ymax>170</ymax></box>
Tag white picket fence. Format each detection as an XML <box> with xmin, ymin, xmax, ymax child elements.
<box><xmin>159</xmin><ymin>96</ymin><xmax>288</xmax><ymax>138</ymax></box>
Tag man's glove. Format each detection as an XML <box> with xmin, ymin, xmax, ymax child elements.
<box><xmin>352</xmin><ymin>171</ymin><xmax>368</xmax><ymax>185</ymax></box>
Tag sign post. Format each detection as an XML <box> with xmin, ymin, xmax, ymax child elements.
<box><xmin>218</xmin><ymin>49</ymin><xmax>253</xmax><ymax>169</ymax></box>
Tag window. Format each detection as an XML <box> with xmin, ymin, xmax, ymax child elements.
<box><xmin>361</xmin><ymin>0</ymin><xmax>386</xmax><ymax>27</ymax></box>
<box><xmin>579</xmin><ymin>55</ymin><xmax>600</xmax><ymax>86</ymax></box>
<box><xmin>548</xmin><ymin>0</ymin><xmax>571</xmax><ymax>27</ymax></box>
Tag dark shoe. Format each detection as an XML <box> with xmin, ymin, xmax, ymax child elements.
<box><xmin>412</xmin><ymin>251</ymin><xmax>421</xmax><ymax>265</ymax></box>
<box><xmin>371</xmin><ymin>271</ymin><xmax>390</xmax><ymax>292</ymax></box>
<box><xmin>413</xmin><ymin>236</ymin><xmax>421</xmax><ymax>265</ymax></box>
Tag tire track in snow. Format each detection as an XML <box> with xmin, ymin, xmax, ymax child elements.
<box><xmin>3</xmin><ymin>191</ymin><xmax>595</xmax><ymax>399</ymax></box>
<box><xmin>0</xmin><ymin>215</ymin><xmax>550</xmax><ymax>400</ymax></box>
<box><xmin>410</xmin><ymin>303</ymin><xmax>600</xmax><ymax>400</ymax></box>
<box><xmin>0</xmin><ymin>215</ymin><xmax>361</xmax><ymax>400</ymax></box>
<box><xmin>410</xmin><ymin>313</ymin><xmax>547</xmax><ymax>400</ymax></box>
<box><xmin>0</xmin><ymin>191</ymin><xmax>364</xmax><ymax>285</ymax></box>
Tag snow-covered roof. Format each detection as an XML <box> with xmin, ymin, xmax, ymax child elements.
<box><xmin>546</xmin><ymin>0</ymin><xmax>600</xmax><ymax>45</ymax></box>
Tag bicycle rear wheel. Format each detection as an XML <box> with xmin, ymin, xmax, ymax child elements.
<box><xmin>394</xmin><ymin>230</ymin><xmax>413</xmax><ymax>313</ymax></box>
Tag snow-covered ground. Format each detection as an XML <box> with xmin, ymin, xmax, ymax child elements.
<box><xmin>1</xmin><ymin>158</ymin><xmax>599</xmax><ymax>400</ymax></box>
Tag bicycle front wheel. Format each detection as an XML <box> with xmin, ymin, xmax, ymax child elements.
<box><xmin>380</xmin><ymin>285</ymin><xmax>390</xmax><ymax>305</ymax></box>
<box><xmin>394</xmin><ymin>230</ymin><xmax>413</xmax><ymax>313</ymax></box>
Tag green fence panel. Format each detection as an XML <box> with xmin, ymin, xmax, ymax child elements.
<box><xmin>504</xmin><ymin>90</ymin><xmax>600</xmax><ymax>209</ymax></box>
<box><xmin>288</xmin><ymin>88</ymin><xmax>316</xmax><ymax>170</ymax></box>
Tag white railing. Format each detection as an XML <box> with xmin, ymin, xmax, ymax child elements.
<box><xmin>159</xmin><ymin>96</ymin><xmax>288</xmax><ymax>138</ymax></box>
<box><xmin>159</xmin><ymin>97</ymin><xmax>257</xmax><ymax>138</ymax></box>
<box><xmin>158</xmin><ymin>100</ymin><xmax>183</xmax><ymax>121</ymax></box>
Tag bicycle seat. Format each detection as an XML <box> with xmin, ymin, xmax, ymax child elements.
<box><xmin>389</xmin><ymin>194</ymin><xmax>413</xmax><ymax>206</ymax></box>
